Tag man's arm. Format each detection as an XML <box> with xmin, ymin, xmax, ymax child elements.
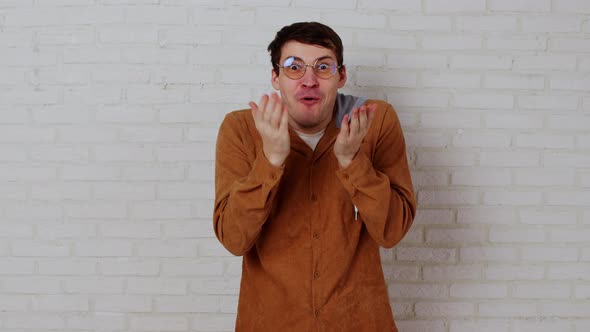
<box><xmin>213</xmin><ymin>94</ymin><xmax>289</xmax><ymax>256</ymax></box>
<box><xmin>335</xmin><ymin>103</ymin><xmax>416</xmax><ymax>248</ymax></box>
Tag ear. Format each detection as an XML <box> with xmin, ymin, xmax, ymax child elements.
<box><xmin>337</xmin><ymin>65</ymin><xmax>347</xmax><ymax>89</ymax></box>
<box><xmin>271</xmin><ymin>68</ymin><xmax>280</xmax><ymax>90</ymax></box>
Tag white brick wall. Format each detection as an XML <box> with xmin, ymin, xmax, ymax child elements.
<box><xmin>0</xmin><ymin>1</ymin><xmax>588</xmax><ymax>331</ymax></box>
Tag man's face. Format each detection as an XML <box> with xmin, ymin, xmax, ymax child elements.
<box><xmin>271</xmin><ymin>41</ymin><xmax>347</xmax><ymax>134</ymax></box>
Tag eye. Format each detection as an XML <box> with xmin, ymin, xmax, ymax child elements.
<box><xmin>288</xmin><ymin>63</ymin><xmax>302</xmax><ymax>70</ymax></box>
<box><xmin>316</xmin><ymin>62</ymin><xmax>333</xmax><ymax>71</ymax></box>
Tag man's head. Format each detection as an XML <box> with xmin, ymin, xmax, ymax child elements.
<box><xmin>268</xmin><ymin>22</ymin><xmax>347</xmax><ymax>134</ymax></box>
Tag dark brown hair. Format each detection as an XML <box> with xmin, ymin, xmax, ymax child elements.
<box><xmin>267</xmin><ymin>22</ymin><xmax>344</xmax><ymax>76</ymax></box>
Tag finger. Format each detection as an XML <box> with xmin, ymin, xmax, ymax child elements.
<box><xmin>366</xmin><ymin>104</ymin><xmax>377</xmax><ymax>128</ymax></box>
<box><xmin>263</xmin><ymin>93</ymin><xmax>277</xmax><ymax>123</ymax></box>
<box><xmin>279</xmin><ymin>103</ymin><xmax>289</xmax><ymax>132</ymax></box>
<box><xmin>349</xmin><ymin>108</ymin><xmax>360</xmax><ymax>135</ymax></box>
<box><xmin>256</xmin><ymin>95</ymin><xmax>269</xmax><ymax>121</ymax></box>
<box><xmin>339</xmin><ymin>114</ymin><xmax>350</xmax><ymax>138</ymax></box>
<box><xmin>249</xmin><ymin>101</ymin><xmax>259</xmax><ymax>118</ymax></box>
<box><xmin>269</xmin><ymin>94</ymin><xmax>283</xmax><ymax>128</ymax></box>
<box><xmin>358</xmin><ymin>105</ymin><xmax>368</xmax><ymax>132</ymax></box>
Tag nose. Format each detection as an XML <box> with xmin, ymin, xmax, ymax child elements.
<box><xmin>301</xmin><ymin>65</ymin><xmax>319</xmax><ymax>88</ymax></box>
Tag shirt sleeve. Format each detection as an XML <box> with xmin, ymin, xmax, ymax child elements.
<box><xmin>336</xmin><ymin>103</ymin><xmax>416</xmax><ymax>248</ymax></box>
<box><xmin>213</xmin><ymin>112</ymin><xmax>284</xmax><ymax>256</ymax></box>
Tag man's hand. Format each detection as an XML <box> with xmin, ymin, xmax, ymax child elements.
<box><xmin>334</xmin><ymin>104</ymin><xmax>377</xmax><ymax>168</ymax></box>
<box><xmin>249</xmin><ymin>93</ymin><xmax>290</xmax><ymax>167</ymax></box>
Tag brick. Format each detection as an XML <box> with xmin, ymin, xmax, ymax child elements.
<box><xmin>516</xmin><ymin>55</ymin><xmax>577</xmax><ymax>71</ymax></box>
<box><xmin>191</xmin><ymin>313</ymin><xmax>236</xmax><ymax>332</ymax></box>
<box><xmin>421</xmin><ymin>113</ymin><xmax>480</xmax><ymax>129</ymax></box>
<box><xmin>99</xmin><ymin>221</ymin><xmax>160</xmax><ymax>238</ymax></box>
<box><xmin>513</xmin><ymin>284</ymin><xmax>571</xmax><ymax>299</ymax></box>
<box><xmin>0</xmin><ymin>87</ymin><xmax>59</xmax><ymax>104</ymax></box>
<box><xmin>515</xmin><ymin>168</ymin><xmax>575</xmax><ymax>186</ymax></box>
<box><xmin>389</xmin><ymin>283</ymin><xmax>448</xmax><ymax>299</ymax></box>
<box><xmin>130</xmin><ymin>315</ymin><xmax>189</xmax><ymax>331</ymax></box>
<box><xmin>546</xmin><ymin>192</ymin><xmax>590</xmax><ymax>206</ymax></box>
<box><xmin>32</xmin><ymin>295</ymin><xmax>89</xmax><ymax>312</ymax></box>
<box><xmin>64</xmin><ymin>86</ymin><xmax>122</xmax><ymax>104</ymax></box>
<box><xmin>137</xmin><ymin>240</ymin><xmax>197</xmax><ymax>257</ymax></box>
<box><xmin>550</xmin><ymin>229</ymin><xmax>590</xmax><ymax>243</ymax></box>
<box><xmin>192</xmin><ymin>7</ymin><xmax>255</xmax><ymax>25</ymax></box>
<box><xmin>64</xmin><ymin>46</ymin><xmax>122</xmax><ymax>63</ymax></box>
<box><xmin>387</xmin><ymin>92</ymin><xmax>449</xmax><ymax>108</ymax></box>
<box><xmin>37</xmin><ymin>27</ymin><xmax>94</xmax><ymax>45</ymax></box>
<box><xmin>453</xmin><ymin>132</ymin><xmax>511</xmax><ymax>148</ymax></box>
<box><xmin>456</xmin><ymin>16</ymin><xmax>517</xmax><ymax>32</ymax></box>
<box><xmin>457</xmin><ymin>208</ymin><xmax>516</xmax><ymax>225</ymax></box>
<box><xmin>0</xmin><ymin>185</ymin><xmax>27</xmax><ymax>200</ymax></box>
<box><xmin>452</xmin><ymin>169</ymin><xmax>511</xmax><ymax>186</ymax></box>
<box><xmin>387</xmin><ymin>54</ymin><xmax>447</xmax><ymax>69</ymax></box>
<box><xmin>522</xmin><ymin>247</ymin><xmax>578</xmax><ymax>262</ymax></box>
<box><xmin>541</xmin><ymin>302</ymin><xmax>590</xmax><ymax>317</ymax></box>
<box><xmin>64</xmin><ymin>277</ymin><xmax>124</xmax><ymax>294</ymax></box>
<box><xmin>522</xmin><ymin>16</ymin><xmax>582</xmax><ymax>32</ymax></box>
<box><xmin>357</xmin><ymin>70</ymin><xmax>417</xmax><ymax>88</ymax></box>
<box><xmin>451</xmin><ymin>55</ymin><xmax>512</xmax><ymax>70</ymax></box>
<box><xmin>99</xmin><ymin>258</ymin><xmax>159</xmax><ymax>276</ymax></box>
<box><xmin>322</xmin><ymin>12</ymin><xmax>387</xmax><ymax>29</ymax></box>
<box><xmin>2</xmin><ymin>202</ymin><xmax>62</xmax><ymax>220</ymax></box>
<box><xmin>548</xmin><ymin>264</ymin><xmax>590</xmax><ymax>280</ymax></box>
<box><xmin>413</xmin><ymin>209</ymin><xmax>454</xmax><ymax>225</ymax></box>
<box><xmin>422</xmin><ymin>72</ymin><xmax>480</xmax><ymax>88</ymax></box>
<box><xmin>91</xmin><ymin>66</ymin><xmax>150</xmax><ymax>83</ymax></box>
<box><xmin>544</xmin><ymin>152</ymin><xmax>590</xmax><ymax>167</ymax></box>
<box><xmin>417</xmin><ymin>151</ymin><xmax>477</xmax><ymax>167</ymax></box>
<box><xmin>411</xmin><ymin>171</ymin><xmax>449</xmax><ymax>187</ymax></box>
<box><xmin>554</xmin><ymin>0</ymin><xmax>590</xmax><ymax>13</ymax></box>
<box><xmin>153</xmin><ymin>66</ymin><xmax>216</xmax><ymax>85</ymax></box>
<box><xmin>550</xmin><ymin>38</ymin><xmax>590</xmax><ymax>52</ymax></box>
<box><xmin>0</xmin><ymin>222</ymin><xmax>31</xmax><ymax>237</ymax></box>
<box><xmin>60</xmin><ymin>165</ymin><xmax>120</xmax><ymax>181</ymax></box>
<box><xmin>357</xmin><ymin>33</ymin><xmax>416</xmax><ymax>49</ymax></box>
<box><xmin>158</xmin><ymin>182</ymin><xmax>214</xmax><ymax>200</ymax></box>
<box><xmin>389</xmin><ymin>15</ymin><xmax>451</xmax><ymax>30</ymax></box>
<box><xmin>126</xmin><ymin>5</ymin><xmax>188</xmax><ymax>24</ymax></box>
<box><xmin>454</xmin><ymin>94</ymin><xmax>514</xmax><ymax>109</ymax></box>
<box><xmin>75</xmin><ymin>240</ymin><xmax>133</xmax><ymax>257</ymax></box>
<box><xmin>190</xmin><ymin>86</ymin><xmax>251</xmax><ymax>103</ymax></box>
<box><xmin>484</xmin><ymin>190</ymin><xmax>542</xmax><ymax>205</ymax></box>
<box><xmin>123</xmin><ymin>47</ymin><xmax>186</xmax><ymax>65</ymax></box>
<box><xmin>520</xmin><ymin>209</ymin><xmax>577</xmax><ymax>225</ymax></box>
<box><xmin>0</xmin><ymin>295</ymin><xmax>28</xmax><ymax>311</ymax></box>
<box><xmin>33</xmin><ymin>105</ymin><xmax>91</xmax><ymax>124</ymax></box>
<box><xmin>58</xmin><ymin>127</ymin><xmax>118</xmax><ymax>142</ymax></box>
<box><xmin>450</xmin><ymin>283</ymin><xmax>507</xmax><ymax>298</ymax></box>
<box><xmin>67</xmin><ymin>313</ymin><xmax>126</xmax><ymax>330</ymax></box>
<box><xmin>548</xmin><ymin>115</ymin><xmax>590</xmax><ymax>130</ymax></box>
<box><xmin>2</xmin><ymin>277</ymin><xmax>61</xmax><ymax>294</ymax></box>
<box><xmin>220</xmin><ymin>67</ymin><xmax>271</xmax><ymax>85</ymax></box>
<box><xmin>489</xmin><ymin>0</ymin><xmax>550</xmax><ymax>12</ymax></box>
<box><xmin>0</xmin><ymin>258</ymin><xmax>35</xmax><ymax>274</ymax></box>
<box><xmin>127</xmin><ymin>278</ymin><xmax>187</xmax><ymax>295</ymax></box>
<box><xmin>425</xmin><ymin>0</ymin><xmax>485</xmax><ymax>13</ymax></box>
<box><xmin>122</xmin><ymin>166</ymin><xmax>184</xmax><ymax>181</ymax></box>
<box><xmin>358</xmin><ymin>0</ymin><xmax>421</xmax><ymax>11</ymax></box>
<box><xmin>94</xmin><ymin>145</ymin><xmax>154</xmax><ymax>162</ymax></box>
<box><xmin>423</xmin><ymin>265</ymin><xmax>483</xmax><ymax>281</ymax></box>
<box><xmin>405</xmin><ymin>133</ymin><xmax>450</xmax><ymax>148</ymax></box>
<box><xmin>460</xmin><ymin>247</ymin><xmax>518</xmax><ymax>262</ymax></box>
<box><xmin>415</xmin><ymin>302</ymin><xmax>475</xmax><ymax>317</ymax></box>
<box><xmin>485</xmin><ymin>265</ymin><xmax>544</xmax><ymax>280</ymax></box>
<box><xmin>0</xmin><ymin>48</ymin><xmax>57</xmax><ymax>65</ymax></box>
<box><xmin>30</xmin><ymin>145</ymin><xmax>89</xmax><ymax>162</ymax></box>
<box><xmin>37</xmin><ymin>258</ymin><xmax>96</xmax><ymax>275</ymax></box>
<box><xmin>254</xmin><ymin>7</ymin><xmax>321</xmax><ymax>26</ymax></box>
<box><xmin>426</xmin><ymin>228</ymin><xmax>487</xmax><ymax>244</ymax></box>
<box><xmin>485</xmin><ymin>74</ymin><xmax>544</xmax><ymax>90</ymax></box>
<box><xmin>484</xmin><ymin>114</ymin><xmax>544</xmax><ymax>129</ymax></box>
<box><xmin>0</xmin><ymin>107</ymin><xmax>29</xmax><ymax>123</ymax></box>
<box><xmin>157</xmin><ymin>144</ymin><xmax>215</xmax><ymax>161</ymax></box>
<box><xmin>383</xmin><ymin>265</ymin><xmax>420</xmax><ymax>281</ymax></box>
<box><xmin>397</xmin><ymin>247</ymin><xmax>456</xmax><ymax>263</ymax></box>
<box><xmin>418</xmin><ymin>190</ymin><xmax>479</xmax><ymax>206</ymax></box>
<box><xmin>96</xmin><ymin>105</ymin><xmax>156</xmax><ymax>123</ymax></box>
<box><xmin>159</xmin><ymin>27</ymin><xmax>222</xmax><ymax>46</ymax></box>
<box><xmin>2</xmin><ymin>314</ymin><xmax>65</xmax><ymax>329</ymax></box>
<box><xmin>94</xmin><ymin>295</ymin><xmax>152</xmax><ymax>312</ymax></box>
<box><xmin>512</xmin><ymin>319</ymin><xmax>574</xmax><ymax>332</ymax></box>
<box><xmin>0</xmin><ymin>31</ymin><xmax>33</xmax><ymax>47</ymax></box>
<box><xmin>11</xmin><ymin>240</ymin><xmax>70</xmax><ymax>257</ymax></box>
<box><xmin>517</xmin><ymin>134</ymin><xmax>575</xmax><ymax>149</ymax></box>
<box><xmin>551</xmin><ymin>75</ymin><xmax>590</xmax><ymax>91</ymax></box>
<box><xmin>479</xmin><ymin>302</ymin><xmax>537</xmax><ymax>317</ymax></box>
<box><xmin>423</xmin><ymin>35</ymin><xmax>482</xmax><ymax>50</ymax></box>
<box><xmin>156</xmin><ymin>295</ymin><xmax>221</xmax><ymax>313</ymax></box>
<box><xmin>127</xmin><ymin>85</ymin><xmax>187</xmax><ymax>104</ymax></box>
<box><xmin>163</xmin><ymin>259</ymin><xmax>223</xmax><ymax>277</ymax></box>
<box><xmin>187</xmin><ymin>127</ymin><xmax>218</xmax><ymax>142</ymax></box>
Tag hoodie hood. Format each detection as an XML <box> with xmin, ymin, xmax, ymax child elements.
<box><xmin>335</xmin><ymin>93</ymin><xmax>367</xmax><ymax>128</ymax></box>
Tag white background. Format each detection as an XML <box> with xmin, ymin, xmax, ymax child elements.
<box><xmin>0</xmin><ymin>0</ymin><xmax>589</xmax><ymax>331</ymax></box>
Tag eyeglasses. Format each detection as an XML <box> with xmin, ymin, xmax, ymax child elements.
<box><xmin>276</xmin><ymin>56</ymin><xmax>341</xmax><ymax>80</ymax></box>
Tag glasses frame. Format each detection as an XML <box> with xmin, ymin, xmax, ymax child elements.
<box><xmin>276</xmin><ymin>56</ymin><xmax>342</xmax><ymax>80</ymax></box>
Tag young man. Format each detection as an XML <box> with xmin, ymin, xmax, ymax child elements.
<box><xmin>214</xmin><ymin>22</ymin><xmax>416</xmax><ymax>331</ymax></box>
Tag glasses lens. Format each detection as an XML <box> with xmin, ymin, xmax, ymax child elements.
<box><xmin>314</xmin><ymin>59</ymin><xmax>338</xmax><ymax>79</ymax></box>
<box><xmin>282</xmin><ymin>57</ymin><xmax>305</xmax><ymax>79</ymax></box>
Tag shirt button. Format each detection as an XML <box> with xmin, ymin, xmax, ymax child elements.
<box><xmin>343</xmin><ymin>173</ymin><xmax>349</xmax><ymax>179</ymax></box>
<box><xmin>311</xmin><ymin>194</ymin><xmax>317</xmax><ymax>201</ymax></box>
<box><xmin>314</xmin><ymin>309</ymin><xmax>320</xmax><ymax>317</ymax></box>
<box><xmin>313</xmin><ymin>232</ymin><xmax>319</xmax><ymax>239</ymax></box>
<box><xmin>314</xmin><ymin>271</ymin><xmax>320</xmax><ymax>279</ymax></box>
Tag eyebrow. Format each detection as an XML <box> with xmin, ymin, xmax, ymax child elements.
<box><xmin>283</xmin><ymin>55</ymin><xmax>335</xmax><ymax>63</ymax></box>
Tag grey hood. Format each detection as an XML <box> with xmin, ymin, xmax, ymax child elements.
<box><xmin>335</xmin><ymin>93</ymin><xmax>367</xmax><ymax>128</ymax></box>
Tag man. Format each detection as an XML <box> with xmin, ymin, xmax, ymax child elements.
<box><xmin>213</xmin><ymin>22</ymin><xmax>416</xmax><ymax>331</ymax></box>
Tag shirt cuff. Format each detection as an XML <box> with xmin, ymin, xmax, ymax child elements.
<box><xmin>336</xmin><ymin>151</ymin><xmax>374</xmax><ymax>197</ymax></box>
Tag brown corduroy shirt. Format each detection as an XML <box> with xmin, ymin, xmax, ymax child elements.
<box><xmin>214</xmin><ymin>99</ymin><xmax>416</xmax><ymax>332</ymax></box>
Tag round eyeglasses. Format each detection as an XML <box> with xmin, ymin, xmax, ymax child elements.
<box><xmin>277</xmin><ymin>56</ymin><xmax>341</xmax><ymax>80</ymax></box>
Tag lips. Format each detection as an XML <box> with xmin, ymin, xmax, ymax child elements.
<box><xmin>296</xmin><ymin>91</ymin><xmax>322</xmax><ymax>106</ymax></box>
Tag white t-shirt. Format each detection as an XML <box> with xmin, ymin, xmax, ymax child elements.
<box><xmin>294</xmin><ymin>128</ymin><xmax>326</xmax><ymax>151</ymax></box>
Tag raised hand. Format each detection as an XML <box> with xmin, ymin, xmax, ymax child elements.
<box><xmin>334</xmin><ymin>104</ymin><xmax>377</xmax><ymax>168</ymax></box>
<box><xmin>249</xmin><ymin>93</ymin><xmax>290</xmax><ymax>167</ymax></box>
